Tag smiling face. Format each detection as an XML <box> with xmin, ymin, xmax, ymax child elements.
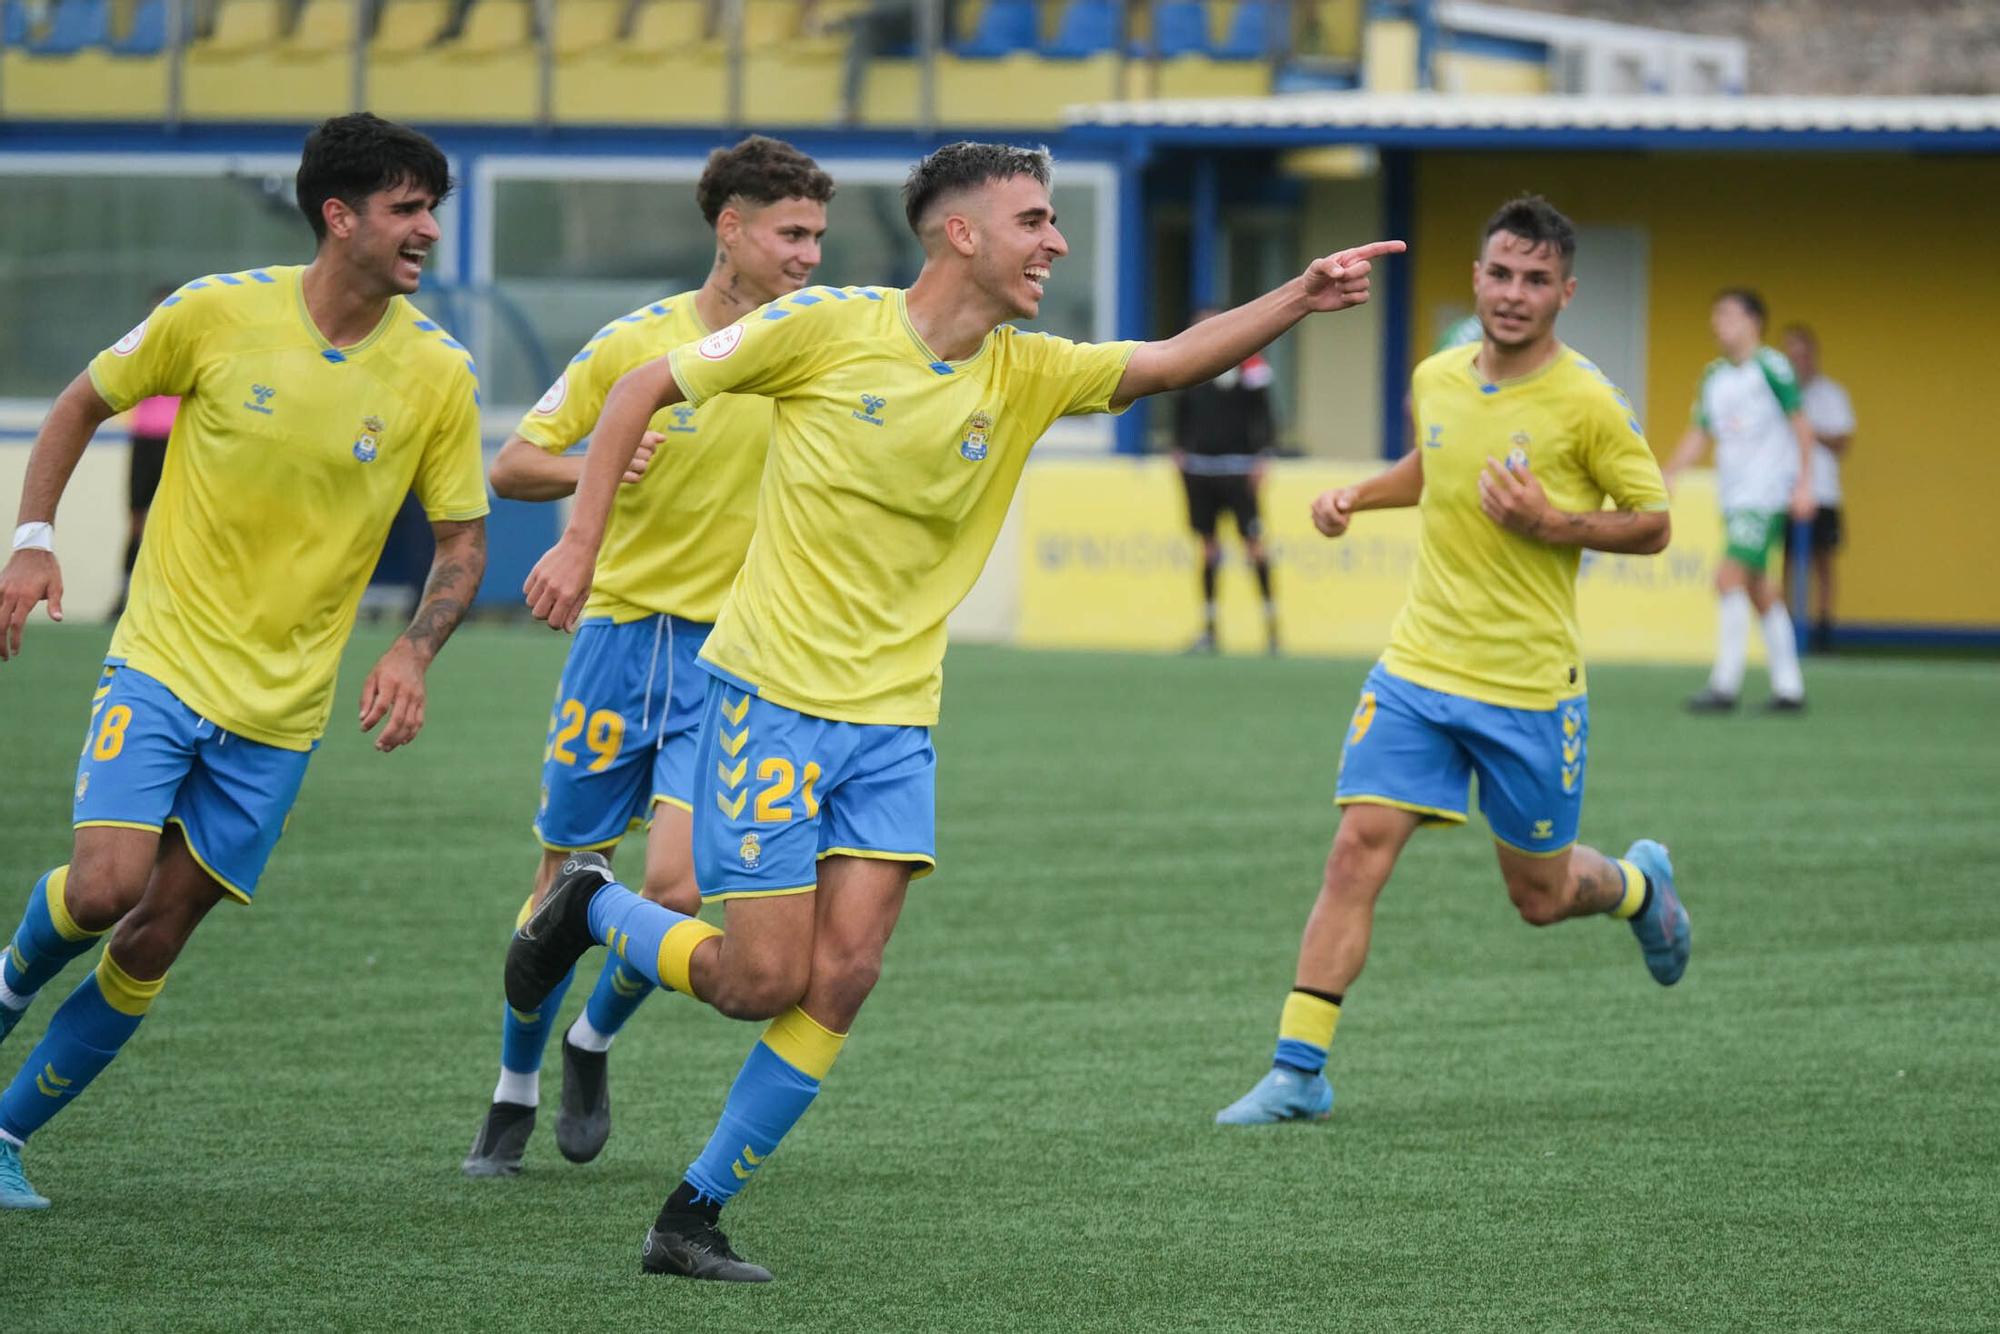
<box><xmin>716</xmin><ymin>195</ymin><xmax>829</xmax><ymax>305</ymax></box>
<box><xmin>957</xmin><ymin>173</ymin><xmax>1069</xmax><ymax>320</ymax></box>
<box><xmin>1471</xmin><ymin>229</ymin><xmax>1575</xmax><ymax>352</ymax></box>
<box><xmin>330</xmin><ymin>178</ymin><xmax>442</xmax><ymax>297</ymax></box>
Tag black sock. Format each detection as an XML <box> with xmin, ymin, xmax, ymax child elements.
<box><xmin>1637</xmin><ymin>874</ymin><xmax>1655</xmax><ymax>919</ymax></box>
<box><xmin>660</xmin><ymin>1179</ymin><xmax>721</xmax><ymax>1227</ymax></box>
<box><xmin>1292</xmin><ymin>985</ymin><xmax>1344</xmax><ymax>1007</ymax></box>
<box><xmin>1253</xmin><ymin>557</ymin><xmax>1273</xmax><ymax>601</ymax></box>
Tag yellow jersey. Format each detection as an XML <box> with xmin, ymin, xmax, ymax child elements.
<box><xmin>88</xmin><ymin>265</ymin><xmax>488</xmax><ymax>750</ymax></box>
<box><xmin>669</xmin><ymin>285</ymin><xmax>1137</xmax><ymax>725</ymax></box>
<box><xmin>1386</xmin><ymin>343</ymin><xmax>1668</xmax><ymax>709</ymax></box>
<box><xmin>516</xmin><ymin>293</ymin><xmax>772</xmax><ymax>623</ymax></box>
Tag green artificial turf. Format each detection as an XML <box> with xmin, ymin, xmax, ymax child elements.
<box><xmin>2</xmin><ymin>625</ymin><xmax>1994</xmax><ymax>1331</ymax></box>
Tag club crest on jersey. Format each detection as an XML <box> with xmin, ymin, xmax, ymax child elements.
<box><xmin>698</xmin><ymin>324</ymin><xmax>745</xmax><ymax>360</ymax></box>
<box><xmin>739</xmin><ymin>832</ymin><xmax>762</xmax><ymax>870</ymax></box>
<box><xmin>244</xmin><ymin>384</ymin><xmax>277</xmax><ymax>416</ymax></box>
<box><xmin>353</xmin><ymin>415</ymin><xmax>385</xmax><ymax>463</ymax></box>
<box><xmin>667</xmin><ymin>404</ymin><xmax>697</xmax><ymax>434</ymax></box>
<box><xmin>959</xmin><ymin>411</ymin><xmax>992</xmax><ymax>462</ymax></box>
<box><xmin>532</xmin><ymin>373</ymin><xmax>568</xmax><ymax>415</ymax></box>
<box><xmin>112</xmin><ymin>321</ymin><xmax>147</xmax><ymax>356</ymax></box>
<box><xmin>853</xmin><ymin>393</ymin><xmax>887</xmax><ymax>426</ymax></box>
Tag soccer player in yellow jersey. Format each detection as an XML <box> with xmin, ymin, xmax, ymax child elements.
<box><xmin>504</xmin><ymin>141</ymin><xmax>1402</xmax><ymax>1280</ymax></box>
<box><xmin>460</xmin><ymin>136</ymin><xmax>833</xmax><ymax>1178</ymax></box>
<box><xmin>0</xmin><ymin>115</ymin><xmax>487</xmax><ymax>1208</ymax></box>
<box><xmin>1215</xmin><ymin>195</ymin><xmax>1692</xmax><ymax>1127</ymax></box>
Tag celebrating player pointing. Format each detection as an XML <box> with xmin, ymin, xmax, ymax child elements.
<box><xmin>508</xmin><ymin>141</ymin><xmax>1400</xmax><ymax>1281</ymax></box>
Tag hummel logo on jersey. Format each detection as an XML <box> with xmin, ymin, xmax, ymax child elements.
<box><xmin>667</xmin><ymin>404</ymin><xmax>697</xmax><ymax>434</ymax></box>
<box><xmin>853</xmin><ymin>394</ymin><xmax>887</xmax><ymax>426</ymax></box>
<box><xmin>1424</xmin><ymin>423</ymin><xmax>1443</xmax><ymax>449</ymax></box>
<box><xmin>244</xmin><ymin>384</ymin><xmax>277</xmax><ymax>415</ymax></box>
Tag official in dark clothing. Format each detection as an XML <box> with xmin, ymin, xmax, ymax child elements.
<box><xmin>1173</xmin><ymin>312</ymin><xmax>1279</xmax><ymax>654</ymax></box>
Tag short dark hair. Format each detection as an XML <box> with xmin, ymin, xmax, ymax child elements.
<box><xmin>1780</xmin><ymin>322</ymin><xmax>1816</xmax><ymax>346</ymax></box>
<box><xmin>695</xmin><ymin>135</ymin><xmax>835</xmax><ymax>228</ymax></box>
<box><xmin>1715</xmin><ymin>287</ymin><xmax>1768</xmax><ymax>327</ymax></box>
<box><xmin>1480</xmin><ymin>194</ymin><xmax>1577</xmax><ymax>273</ymax></box>
<box><xmin>901</xmin><ymin>141</ymin><xmax>1053</xmax><ymax>235</ymax></box>
<box><xmin>296</xmin><ymin>113</ymin><xmax>452</xmax><ymax>242</ymax></box>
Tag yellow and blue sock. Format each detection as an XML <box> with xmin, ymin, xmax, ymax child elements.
<box><xmin>1609</xmin><ymin>860</ymin><xmax>1652</xmax><ymax>920</ymax></box>
<box><xmin>0</xmin><ymin>950</ymin><xmax>164</xmax><ymax>1145</ymax></box>
<box><xmin>578</xmin><ymin>954</ymin><xmax>653</xmax><ymax>1046</ymax></box>
<box><xmin>585</xmin><ymin>882</ymin><xmax>721</xmax><ymax>1000</ymax></box>
<box><xmin>496</xmin><ymin>893</ymin><xmax>574</xmax><ymax>1104</ymax></box>
<box><xmin>0</xmin><ymin>868</ymin><xmax>107</xmax><ymax>1012</ymax></box>
<box><xmin>1273</xmin><ymin>988</ymin><xmax>1342</xmax><ymax>1076</ymax></box>
<box><xmin>679</xmin><ymin>1007</ymin><xmax>846</xmax><ymax>1207</ymax></box>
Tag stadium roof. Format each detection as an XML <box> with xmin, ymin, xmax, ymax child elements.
<box><xmin>1061</xmin><ymin>95</ymin><xmax>2000</xmax><ymax>152</ymax></box>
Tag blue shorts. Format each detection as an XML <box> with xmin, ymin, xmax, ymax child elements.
<box><xmin>72</xmin><ymin>661</ymin><xmax>314</xmax><ymax>902</ymax></box>
<box><xmin>1334</xmin><ymin>663</ymin><xmax>1587</xmax><ymax>857</ymax></box>
<box><xmin>535</xmin><ymin>614</ymin><xmax>713</xmax><ymax>851</ymax></box>
<box><xmin>690</xmin><ymin>669</ymin><xmax>937</xmax><ymax>901</ymax></box>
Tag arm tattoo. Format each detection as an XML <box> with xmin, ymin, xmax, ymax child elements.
<box><xmin>400</xmin><ymin>521</ymin><xmax>486</xmax><ymax>660</ymax></box>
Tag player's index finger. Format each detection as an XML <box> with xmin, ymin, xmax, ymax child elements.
<box><xmin>1344</xmin><ymin>240</ymin><xmax>1407</xmax><ymax>262</ymax></box>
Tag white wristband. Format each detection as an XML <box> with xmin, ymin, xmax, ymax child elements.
<box><xmin>11</xmin><ymin>522</ymin><xmax>54</xmax><ymax>553</ymax></box>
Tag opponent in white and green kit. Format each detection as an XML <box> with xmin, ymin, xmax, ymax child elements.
<box><xmin>1667</xmin><ymin>289</ymin><xmax>1816</xmax><ymax>712</ymax></box>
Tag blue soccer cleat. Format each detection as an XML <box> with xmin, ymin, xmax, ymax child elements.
<box><xmin>0</xmin><ymin>1141</ymin><xmax>49</xmax><ymax>1210</ymax></box>
<box><xmin>1215</xmin><ymin>1067</ymin><xmax>1335</xmax><ymax>1125</ymax></box>
<box><xmin>1624</xmin><ymin>839</ymin><xmax>1690</xmax><ymax>986</ymax></box>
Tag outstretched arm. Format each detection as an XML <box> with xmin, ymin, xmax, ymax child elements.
<box><xmin>1112</xmin><ymin>240</ymin><xmax>1405</xmax><ymax>408</ymax></box>
<box><xmin>1478</xmin><ymin>459</ymin><xmax>1671</xmax><ymax>555</ymax></box>
<box><xmin>0</xmin><ymin>372</ymin><xmax>120</xmax><ymax>660</ymax></box>
<box><xmin>359</xmin><ymin>517</ymin><xmax>488</xmax><ymax>752</ymax></box>
<box><xmin>522</xmin><ymin>356</ymin><xmax>684</xmax><ymax>629</ymax></box>
<box><xmin>1787</xmin><ymin>410</ymin><xmax>1817</xmax><ymax>521</ymax></box>
<box><xmin>1309</xmin><ymin>448</ymin><xmax>1424</xmax><ymax>538</ymax></box>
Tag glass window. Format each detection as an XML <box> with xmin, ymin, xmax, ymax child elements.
<box><xmin>482</xmin><ymin>164</ymin><xmax>1105</xmax><ymax>409</ymax></box>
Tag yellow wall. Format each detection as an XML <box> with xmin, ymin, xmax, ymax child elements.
<box><xmin>1020</xmin><ymin>457</ymin><xmax>1744</xmax><ymax>665</ymax></box>
<box><xmin>1411</xmin><ymin>153</ymin><xmax>2000</xmax><ymax>628</ymax></box>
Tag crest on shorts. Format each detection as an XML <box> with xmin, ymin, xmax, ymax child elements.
<box><xmin>353</xmin><ymin>414</ymin><xmax>385</xmax><ymax>464</ymax></box>
<box><xmin>75</xmin><ymin>773</ymin><xmax>89</xmax><ymax>802</ymax></box>
<box><xmin>739</xmin><ymin>832</ymin><xmax>762</xmax><ymax>870</ymax></box>
<box><xmin>960</xmin><ymin>410</ymin><xmax>992</xmax><ymax>462</ymax></box>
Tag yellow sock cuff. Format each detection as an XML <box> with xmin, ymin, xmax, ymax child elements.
<box><xmin>1279</xmin><ymin>991</ymin><xmax>1341</xmax><ymax>1050</ymax></box>
<box><xmin>95</xmin><ymin>950</ymin><xmax>167</xmax><ymax>1017</ymax></box>
<box><xmin>512</xmin><ymin>892</ymin><xmax>538</xmax><ymax>931</ymax></box>
<box><xmin>761</xmin><ymin>1006</ymin><xmax>847</xmax><ymax>1081</ymax></box>
<box><xmin>45</xmin><ymin>866</ymin><xmax>104</xmax><ymax>943</ymax></box>
<box><xmin>1610</xmin><ymin>860</ymin><xmax>1647</xmax><ymax>920</ymax></box>
<box><xmin>658</xmin><ymin>918</ymin><xmax>724</xmax><ymax>997</ymax></box>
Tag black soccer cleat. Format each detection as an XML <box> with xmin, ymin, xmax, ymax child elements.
<box><xmin>555</xmin><ymin>1037</ymin><xmax>612</xmax><ymax>1164</ymax></box>
<box><xmin>505</xmin><ymin>853</ymin><xmax>614</xmax><ymax>1013</ymax></box>
<box><xmin>1765</xmin><ymin>694</ymin><xmax>1807</xmax><ymax>714</ymax></box>
<box><xmin>462</xmin><ymin>1100</ymin><xmax>536</xmax><ymax>1178</ymax></box>
<box><xmin>1684</xmin><ymin>688</ymin><xmax>1738</xmax><ymax>714</ymax></box>
<box><xmin>641</xmin><ymin>1214</ymin><xmax>774</xmax><ymax>1283</ymax></box>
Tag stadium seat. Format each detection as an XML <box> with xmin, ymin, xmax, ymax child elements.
<box><xmin>26</xmin><ymin>0</ymin><xmax>109</xmax><ymax>54</ymax></box>
<box><xmin>1213</xmin><ymin>0</ymin><xmax>1280</xmax><ymax>59</ymax></box>
<box><xmin>1141</xmin><ymin>0</ymin><xmax>1210</xmax><ymax>57</ymax></box>
<box><xmin>619</xmin><ymin>0</ymin><xmax>708</xmax><ymax>58</ymax></box>
<box><xmin>110</xmin><ymin>0</ymin><xmax>169</xmax><ymax>54</ymax></box>
<box><xmin>3</xmin><ymin>3</ymin><xmax>36</xmax><ymax>45</ymax></box>
<box><xmin>740</xmin><ymin>0</ymin><xmax>799</xmax><ymax>48</ymax></box>
<box><xmin>1042</xmin><ymin>0</ymin><xmax>1115</xmax><ymax>58</ymax></box>
<box><xmin>371</xmin><ymin>0</ymin><xmax>449</xmax><ymax>57</ymax></box>
<box><xmin>954</xmin><ymin>0</ymin><xmax>1035</xmax><ymax>57</ymax></box>
<box><xmin>446</xmin><ymin>0</ymin><xmax>535</xmax><ymax>57</ymax></box>
<box><xmin>279</xmin><ymin>0</ymin><xmax>359</xmax><ymax>56</ymax></box>
<box><xmin>193</xmin><ymin>0</ymin><xmax>283</xmax><ymax>56</ymax></box>
<box><xmin>551</xmin><ymin>0</ymin><xmax>622</xmax><ymax>55</ymax></box>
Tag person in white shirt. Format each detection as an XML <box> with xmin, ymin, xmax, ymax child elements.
<box><xmin>1780</xmin><ymin>324</ymin><xmax>1856</xmax><ymax>652</ymax></box>
<box><xmin>1666</xmin><ymin>289</ymin><xmax>1817</xmax><ymax>713</ymax></box>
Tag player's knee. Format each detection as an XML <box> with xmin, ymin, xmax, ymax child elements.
<box><xmin>63</xmin><ymin>848</ymin><xmax>150</xmax><ymax>933</ymax></box>
<box><xmin>106</xmin><ymin>898</ymin><xmax>201</xmax><ymax>976</ymax></box>
<box><xmin>638</xmin><ymin>868</ymin><xmax>699</xmax><ymax>917</ymax></box>
<box><xmin>1507</xmin><ymin>887</ymin><xmax>1567</xmax><ymax>927</ymax></box>
<box><xmin>1326</xmin><ymin>818</ymin><xmax>1399</xmax><ymax>886</ymax></box>
<box><xmin>709</xmin><ymin>955</ymin><xmax>809</xmax><ymax>1022</ymax></box>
